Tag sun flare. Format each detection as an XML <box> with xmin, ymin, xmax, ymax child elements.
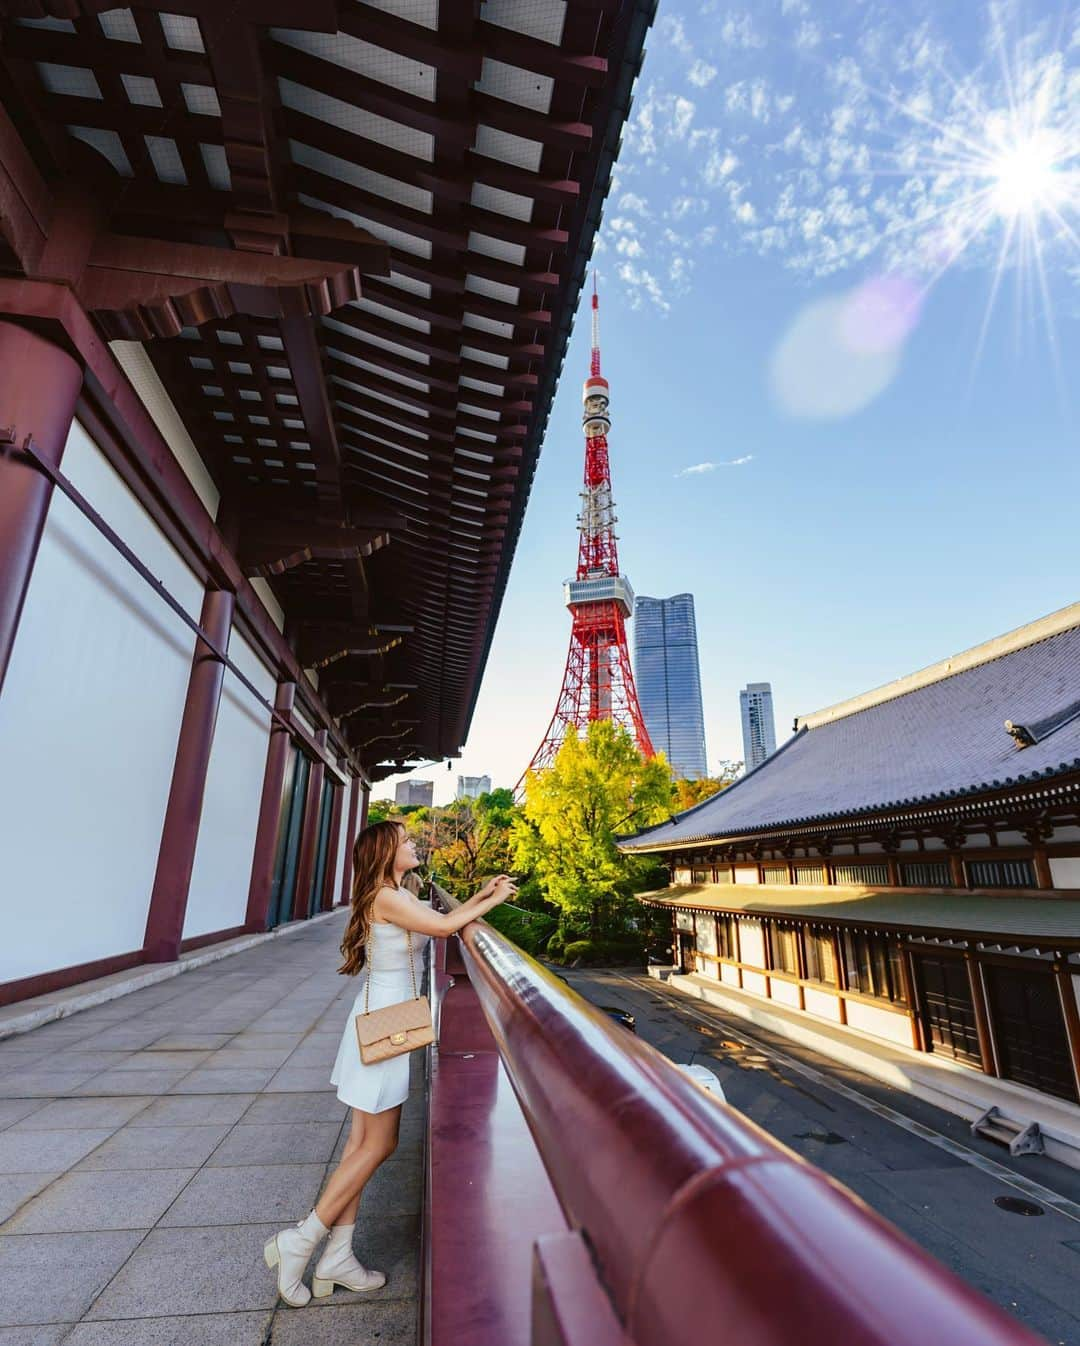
<box><xmin>987</xmin><ymin>131</ymin><xmax>1066</xmax><ymax>220</ymax></box>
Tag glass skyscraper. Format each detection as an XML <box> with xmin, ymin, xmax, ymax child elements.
<box><xmin>633</xmin><ymin>594</ymin><xmax>708</xmax><ymax>779</ymax></box>
<box><xmin>740</xmin><ymin>682</ymin><xmax>777</xmax><ymax>772</ymax></box>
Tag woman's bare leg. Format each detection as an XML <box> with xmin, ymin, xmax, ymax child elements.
<box><xmin>334</xmin><ymin>1109</ymin><xmax>367</xmax><ymax>1227</ymax></box>
<box><xmin>314</xmin><ymin>1104</ymin><xmax>401</xmax><ymax>1228</ymax></box>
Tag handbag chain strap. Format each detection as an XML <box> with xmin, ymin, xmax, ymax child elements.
<box><xmin>363</xmin><ymin>906</ymin><xmax>419</xmax><ymax>1016</ymax></box>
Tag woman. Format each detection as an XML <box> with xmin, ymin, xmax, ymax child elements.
<box><xmin>263</xmin><ymin>818</ymin><xmax>516</xmax><ymax>1307</ymax></box>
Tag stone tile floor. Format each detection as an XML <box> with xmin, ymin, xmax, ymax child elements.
<box><xmin>0</xmin><ymin>912</ymin><xmax>421</xmax><ymax>1346</ymax></box>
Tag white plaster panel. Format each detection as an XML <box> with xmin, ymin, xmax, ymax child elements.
<box><xmin>734</xmin><ymin>866</ymin><xmax>758</xmax><ymax>886</ymax></box>
<box><xmin>741</xmin><ymin>969</ymin><xmax>768</xmax><ymax>997</ymax></box>
<box><xmin>769</xmin><ymin>977</ymin><xmax>801</xmax><ymax>1009</ymax></box>
<box><xmin>1049</xmin><ymin>857</ymin><xmax>1080</xmax><ymax>890</ymax></box>
<box><xmin>0</xmin><ymin>421</ymin><xmax>203</xmax><ymax>983</ymax></box>
<box><xmin>249</xmin><ymin>577</ymin><xmax>285</xmax><ymax>632</ymax></box>
<box><xmin>739</xmin><ymin>919</ymin><xmax>766</xmax><ymax>968</ymax></box>
<box><xmin>720</xmin><ymin>963</ymin><xmax>741</xmax><ymax>988</ymax></box>
<box><xmin>845</xmin><ymin>999</ymin><xmax>913</xmax><ymax>1046</ymax></box>
<box><xmin>183</xmin><ymin>632</ymin><xmax>276</xmax><ymax>940</ymax></box>
<box><xmin>110</xmin><ymin>341</ymin><xmax>220</xmax><ymax>518</ymax></box>
<box><xmin>673</xmin><ymin>868</ymin><xmax>692</xmax><ymax>885</ymax></box>
<box><xmin>804</xmin><ymin>986</ymin><xmax>843</xmax><ymax>1021</ymax></box>
<box><xmin>332</xmin><ymin>781</ymin><xmax>355</xmax><ymax>906</ymax></box>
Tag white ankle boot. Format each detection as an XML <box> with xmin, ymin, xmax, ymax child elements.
<box><xmin>311</xmin><ymin>1222</ymin><xmax>387</xmax><ymax>1297</ymax></box>
<box><xmin>263</xmin><ymin>1209</ymin><xmax>330</xmax><ymax>1307</ymax></box>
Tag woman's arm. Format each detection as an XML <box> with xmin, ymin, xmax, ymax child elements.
<box><xmin>373</xmin><ymin>879</ymin><xmax>515</xmax><ymax>936</ymax></box>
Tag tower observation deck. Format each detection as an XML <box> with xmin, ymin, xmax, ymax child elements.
<box><xmin>523</xmin><ymin>282</ymin><xmax>654</xmax><ymax>778</ymax></box>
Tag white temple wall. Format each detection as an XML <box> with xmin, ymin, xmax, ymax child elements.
<box><xmin>1049</xmin><ymin>857</ymin><xmax>1080</xmax><ymax>889</ymax></box>
<box><xmin>182</xmin><ymin>632</ymin><xmax>276</xmax><ymax>941</ymax></box>
<box><xmin>0</xmin><ymin>421</ymin><xmax>202</xmax><ymax>983</ymax></box>
<box><xmin>332</xmin><ymin>783</ymin><xmax>353</xmax><ymax>906</ymax></box>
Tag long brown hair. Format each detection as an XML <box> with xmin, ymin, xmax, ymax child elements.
<box><xmin>338</xmin><ymin>819</ymin><xmax>404</xmax><ymax>976</ymax></box>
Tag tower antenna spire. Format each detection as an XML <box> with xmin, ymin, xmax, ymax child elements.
<box><xmin>519</xmin><ymin>275</ymin><xmax>653</xmax><ymax>785</ymax></box>
<box><xmin>590</xmin><ymin>272</ymin><xmax>601</xmax><ymax>378</ymax></box>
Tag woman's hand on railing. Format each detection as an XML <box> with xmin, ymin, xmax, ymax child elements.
<box><xmin>420</xmin><ymin>877</ymin><xmax>517</xmax><ymax>935</ymax></box>
<box><xmin>473</xmin><ymin>874</ymin><xmax>514</xmax><ymax>902</ymax></box>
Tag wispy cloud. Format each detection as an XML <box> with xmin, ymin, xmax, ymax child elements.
<box><xmin>675</xmin><ymin>456</ymin><xmax>754</xmax><ymax>477</ymax></box>
<box><xmin>688</xmin><ymin>59</ymin><xmax>718</xmax><ymax>88</ymax></box>
<box><xmin>603</xmin><ymin>0</ymin><xmax>1080</xmax><ymax>319</ymax></box>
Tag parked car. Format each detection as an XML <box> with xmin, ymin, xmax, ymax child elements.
<box><xmin>598</xmin><ymin>1005</ymin><xmax>637</xmax><ymax>1033</ymax></box>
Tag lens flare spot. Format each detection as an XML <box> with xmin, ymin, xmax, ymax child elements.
<box><xmin>839</xmin><ymin>275</ymin><xmax>924</xmax><ymax>356</ymax></box>
<box><xmin>770</xmin><ymin>287</ymin><xmax>906</xmax><ymax>420</ymax></box>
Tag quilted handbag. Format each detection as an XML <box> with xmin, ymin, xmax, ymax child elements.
<box><xmin>353</xmin><ymin>926</ymin><xmax>434</xmax><ymax>1064</ymax></box>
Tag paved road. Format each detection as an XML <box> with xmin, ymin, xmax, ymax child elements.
<box><xmin>0</xmin><ymin>912</ymin><xmax>420</xmax><ymax>1346</ymax></box>
<box><xmin>562</xmin><ymin>966</ymin><xmax>1080</xmax><ymax>1346</ymax></box>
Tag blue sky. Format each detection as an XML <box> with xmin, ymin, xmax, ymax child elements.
<box><xmin>384</xmin><ymin>0</ymin><xmax>1079</xmax><ymax>806</ymax></box>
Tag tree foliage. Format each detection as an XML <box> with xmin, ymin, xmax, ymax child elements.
<box><xmin>511</xmin><ymin>721</ymin><xmax>675</xmax><ymax>938</ymax></box>
<box><xmin>672</xmin><ymin>760</ymin><xmax>742</xmax><ymax>812</ymax></box>
<box><xmin>406</xmin><ymin>788</ymin><xmax>516</xmax><ymax>899</ymax></box>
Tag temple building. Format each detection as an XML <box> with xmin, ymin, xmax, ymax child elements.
<box><xmin>0</xmin><ymin>0</ymin><xmax>650</xmax><ymax>1007</ymax></box>
<box><xmin>621</xmin><ymin>603</ymin><xmax>1080</xmax><ymax>1129</ymax></box>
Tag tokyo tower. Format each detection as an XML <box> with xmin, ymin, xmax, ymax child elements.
<box><xmin>522</xmin><ymin>280</ymin><xmax>654</xmax><ymax>778</ymax></box>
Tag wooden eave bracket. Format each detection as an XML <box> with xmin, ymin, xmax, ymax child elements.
<box><xmin>239</xmin><ymin>521</ymin><xmax>396</xmax><ymax>578</ymax></box>
<box><xmin>300</xmin><ymin>624</ymin><xmax>405</xmax><ymax>670</ymax></box>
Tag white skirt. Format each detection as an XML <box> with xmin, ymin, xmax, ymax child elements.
<box><xmin>329</xmin><ymin>966</ymin><xmax>424</xmax><ymax>1114</ymax></box>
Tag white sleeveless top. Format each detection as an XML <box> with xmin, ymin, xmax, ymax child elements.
<box><xmin>363</xmin><ymin>893</ymin><xmax>431</xmax><ymax>993</ymax></box>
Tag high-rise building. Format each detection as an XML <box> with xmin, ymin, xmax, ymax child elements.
<box><xmin>456</xmin><ymin>774</ymin><xmax>492</xmax><ymax>799</ymax></box>
<box><xmin>633</xmin><ymin>594</ymin><xmax>707</xmax><ymax>779</ymax></box>
<box><xmin>740</xmin><ymin>683</ymin><xmax>776</xmax><ymax>772</ymax></box>
<box><xmin>395</xmin><ymin>779</ymin><xmax>434</xmax><ymax>807</ymax></box>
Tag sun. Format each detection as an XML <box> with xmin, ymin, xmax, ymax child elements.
<box><xmin>987</xmin><ymin>130</ymin><xmax>1065</xmax><ymax>220</ymax></box>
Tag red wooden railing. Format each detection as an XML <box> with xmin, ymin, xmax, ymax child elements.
<box><xmin>423</xmin><ymin>890</ymin><xmax>1041</xmax><ymax>1346</ymax></box>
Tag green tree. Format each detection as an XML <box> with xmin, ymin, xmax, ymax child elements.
<box><xmin>512</xmin><ymin>720</ymin><xmax>675</xmax><ymax>940</ymax></box>
<box><xmin>672</xmin><ymin>759</ymin><xmax>742</xmax><ymax>812</ymax></box>
<box><xmin>366</xmin><ymin>798</ymin><xmax>396</xmax><ymax>824</ymax></box>
<box><xmin>407</xmin><ymin>788</ymin><xmax>516</xmax><ymax>899</ymax></box>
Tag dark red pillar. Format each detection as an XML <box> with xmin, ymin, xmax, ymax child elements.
<box><xmin>360</xmin><ymin>780</ymin><xmax>371</xmax><ymax>831</ymax></box>
<box><xmin>0</xmin><ymin>323</ymin><xmax>83</xmax><ymax>698</ymax></box>
<box><xmin>338</xmin><ymin>774</ymin><xmax>361</xmax><ymax>906</ymax></box>
<box><xmin>244</xmin><ymin>679</ymin><xmax>296</xmax><ymax>932</ymax></box>
<box><xmin>143</xmin><ymin>586</ymin><xmax>235</xmax><ymax>962</ymax></box>
<box><xmin>292</xmin><ymin>728</ymin><xmax>327</xmax><ymax>922</ymax></box>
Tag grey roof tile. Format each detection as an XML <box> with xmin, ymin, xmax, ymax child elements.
<box><xmin>624</xmin><ymin>624</ymin><xmax>1080</xmax><ymax>849</ymax></box>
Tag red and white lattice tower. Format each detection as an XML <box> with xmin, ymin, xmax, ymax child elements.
<box><xmin>522</xmin><ymin>279</ymin><xmax>654</xmax><ymax>779</ymax></box>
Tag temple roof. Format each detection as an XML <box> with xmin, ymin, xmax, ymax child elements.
<box><xmin>0</xmin><ymin>0</ymin><xmax>654</xmax><ymax>777</ymax></box>
<box><xmin>637</xmin><ymin>883</ymin><xmax>1080</xmax><ymax>946</ymax></box>
<box><xmin>621</xmin><ymin>603</ymin><xmax>1080</xmax><ymax>851</ymax></box>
